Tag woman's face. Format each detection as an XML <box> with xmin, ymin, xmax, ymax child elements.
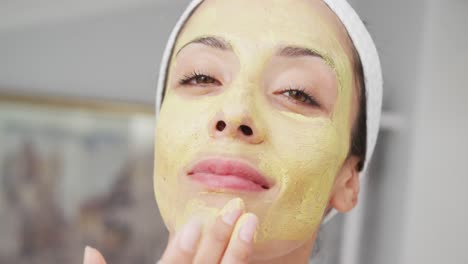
<box><xmin>154</xmin><ymin>0</ymin><xmax>358</xmax><ymax>258</ymax></box>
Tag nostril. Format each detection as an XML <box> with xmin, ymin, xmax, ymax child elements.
<box><xmin>239</xmin><ymin>125</ymin><xmax>253</xmax><ymax>136</ymax></box>
<box><xmin>216</xmin><ymin>121</ymin><xmax>226</xmax><ymax>132</ymax></box>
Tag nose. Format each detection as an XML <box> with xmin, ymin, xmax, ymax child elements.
<box><xmin>209</xmin><ymin>112</ymin><xmax>264</xmax><ymax>144</ymax></box>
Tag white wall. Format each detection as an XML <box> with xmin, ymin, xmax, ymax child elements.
<box><xmin>400</xmin><ymin>0</ymin><xmax>468</xmax><ymax>263</ymax></box>
<box><xmin>0</xmin><ymin>0</ymin><xmax>190</xmax><ymax>104</ymax></box>
<box><xmin>0</xmin><ymin>0</ymin><xmax>161</xmax><ymax>32</ymax></box>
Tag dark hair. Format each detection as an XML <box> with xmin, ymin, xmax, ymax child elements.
<box><xmin>349</xmin><ymin>48</ymin><xmax>367</xmax><ymax>172</ymax></box>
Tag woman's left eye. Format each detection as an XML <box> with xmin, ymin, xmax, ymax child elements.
<box><xmin>281</xmin><ymin>88</ymin><xmax>320</xmax><ymax>107</ymax></box>
<box><xmin>179</xmin><ymin>72</ymin><xmax>221</xmax><ymax>86</ymax></box>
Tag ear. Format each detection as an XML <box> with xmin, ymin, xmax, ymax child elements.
<box><xmin>329</xmin><ymin>156</ymin><xmax>361</xmax><ymax>213</ymax></box>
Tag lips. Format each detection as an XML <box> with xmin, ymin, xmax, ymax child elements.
<box><xmin>187</xmin><ymin>158</ymin><xmax>272</xmax><ymax>192</ymax></box>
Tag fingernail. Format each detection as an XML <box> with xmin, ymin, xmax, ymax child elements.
<box><xmin>83</xmin><ymin>246</ymin><xmax>97</xmax><ymax>264</ymax></box>
<box><xmin>178</xmin><ymin>218</ymin><xmax>202</xmax><ymax>253</ymax></box>
<box><xmin>220</xmin><ymin>198</ymin><xmax>244</xmax><ymax>226</ymax></box>
<box><xmin>239</xmin><ymin>213</ymin><xmax>258</xmax><ymax>243</ymax></box>
<box><xmin>84</xmin><ymin>246</ymin><xmax>92</xmax><ymax>263</ymax></box>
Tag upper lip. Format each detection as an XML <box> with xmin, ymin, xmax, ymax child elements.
<box><xmin>187</xmin><ymin>158</ymin><xmax>273</xmax><ymax>190</ymax></box>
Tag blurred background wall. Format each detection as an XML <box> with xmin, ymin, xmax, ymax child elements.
<box><xmin>0</xmin><ymin>0</ymin><xmax>467</xmax><ymax>263</ymax></box>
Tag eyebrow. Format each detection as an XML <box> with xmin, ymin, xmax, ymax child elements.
<box><xmin>176</xmin><ymin>36</ymin><xmax>334</xmax><ymax>67</ymax></box>
<box><xmin>277</xmin><ymin>46</ymin><xmax>334</xmax><ymax>67</ymax></box>
<box><xmin>176</xmin><ymin>36</ymin><xmax>232</xmax><ymax>56</ymax></box>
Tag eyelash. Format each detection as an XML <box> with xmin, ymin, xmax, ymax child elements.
<box><xmin>178</xmin><ymin>71</ymin><xmax>319</xmax><ymax>108</ymax></box>
<box><xmin>280</xmin><ymin>87</ymin><xmax>320</xmax><ymax>107</ymax></box>
<box><xmin>179</xmin><ymin>71</ymin><xmax>220</xmax><ymax>86</ymax></box>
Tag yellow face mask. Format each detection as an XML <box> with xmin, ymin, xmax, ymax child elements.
<box><xmin>154</xmin><ymin>0</ymin><xmax>356</xmax><ymax>256</ymax></box>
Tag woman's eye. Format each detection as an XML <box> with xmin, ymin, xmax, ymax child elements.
<box><xmin>179</xmin><ymin>72</ymin><xmax>220</xmax><ymax>86</ymax></box>
<box><xmin>281</xmin><ymin>89</ymin><xmax>320</xmax><ymax>107</ymax></box>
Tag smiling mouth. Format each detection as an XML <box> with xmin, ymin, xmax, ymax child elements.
<box><xmin>187</xmin><ymin>158</ymin><xmax>272</xmax><ymax>192</ymax></box>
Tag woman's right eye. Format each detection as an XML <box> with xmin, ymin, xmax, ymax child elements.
<box><xmin>179</xmin><ymin>72</ymin><xmax>221</xmax><ymax>86</ymax></box>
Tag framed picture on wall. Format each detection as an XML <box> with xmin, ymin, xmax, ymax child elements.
<box><xmin>0</xmin><ymin>93</ymin><xmax>167</xmax><ymax>264</ymax></box>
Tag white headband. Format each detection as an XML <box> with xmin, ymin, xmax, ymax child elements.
<box><xmin>155</xmin><ymin>0</ymin><xmax>383</xmax><ymax>223</ymax></box>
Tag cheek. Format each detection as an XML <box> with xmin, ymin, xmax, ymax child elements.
<box><xmin>153</xmin><ymin>93</ymin><xmax>216</xmax><ymax>229</ymax></box>
<box><xmin>154</xmin><ymin>98</ymin><xmax>203</xmax><ymax>176</ymax></box>
<box><xmin>257</xmin><ymin>115</ymin><xmax>347</xmax><ymax>241</ymax></box>
<box><xmin>155</xmin><ymin>91</ymin><xmax>216</xmax><ymax>164</ymax></box>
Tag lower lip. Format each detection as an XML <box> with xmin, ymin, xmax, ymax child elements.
<box><xmin>189</xmin><ymin>172</ymin><xmax>267</xmax><ymax>192</ymax></box>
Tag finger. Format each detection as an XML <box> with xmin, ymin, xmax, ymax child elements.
<box><xmin>83</xmin><ymin>246</ymin><xmax>107</xmax><ymax>264</ymax></box>
<box><xmin>193</xmin><ymin>198</ymin><xmax>244</xmax><ymax>264</ymax></box>
<box><xmin>221</xmin><ymin>213</ymin><xmax>258</xmax><ymax>264</ymax></box>
<box><xmin>159</xmin><ymin>218</ymin><xmax>202</xmax><ymax>264</ymax></box>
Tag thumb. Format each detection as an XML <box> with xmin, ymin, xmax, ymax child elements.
<box><xmin>83</xmin><ymin>246</ymin><xmax>107</xmax><ymax>264</ymax></box>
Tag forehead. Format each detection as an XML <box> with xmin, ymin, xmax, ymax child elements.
<box><xmin>174</xmin><ymin>0</ymin><xmax>354</xmax><ymax>62</ymax></box>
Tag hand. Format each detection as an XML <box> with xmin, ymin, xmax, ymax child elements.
<box><xmin>83</xmin><ymin>198</ymin><xmax>258</xmax><ymax>264</ymax></box>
